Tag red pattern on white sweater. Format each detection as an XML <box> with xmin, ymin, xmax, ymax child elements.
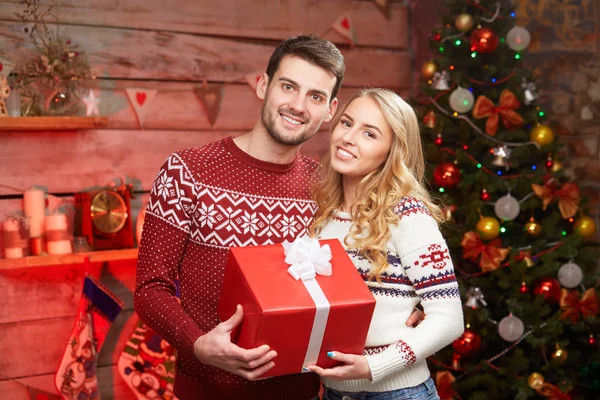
<box><xmin>134</xmin><ymin>137</ymin><xmax>320</xmax><ymax>400</ymax></box>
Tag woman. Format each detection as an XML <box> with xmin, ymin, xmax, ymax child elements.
<box><xmin>307</xmin><ymin>88</ymin><xmax>464</xmax><ymax>400</ymax></box>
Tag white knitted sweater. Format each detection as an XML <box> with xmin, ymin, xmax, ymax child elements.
<box><xmin>319</xmin><ymin>197</ymin><xmax>464</xmax><ymax>392</ymax></box>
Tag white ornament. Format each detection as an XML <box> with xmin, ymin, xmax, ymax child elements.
<box><xmin>83</xmin><ymin>89</ymin><xmax>100</xmax><ymax>116</ymax></box>
<box><xmin>498</xmin><ymin>314</ymin><xmax>524</xmax><ymax>342</ymax></box>
<box><xmin>557</xmin><ymin>262</ymin><xmax>583</xmax><ymax>289</ymax></box>
<box><xmin>449</xmin><ymin>87</ymin><xmax>474</xmax><ymax>113</ymax></box>
<box><xmin>495</xmin><ymin>194</ymin><xmax>520</xmax><ymax>221</ymax></box>
<box><xmin>506</xmin><ymin>26</ymin><xmax>531</xmax><ymax>51</ymax></box>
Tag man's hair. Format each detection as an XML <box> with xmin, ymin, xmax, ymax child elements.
<box><xmin>265</xmin><ymin>34</ymin><xmax>345</xmax><ymax>100</ymax></box>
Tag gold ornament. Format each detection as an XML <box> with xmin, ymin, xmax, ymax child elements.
<box><xmin>552</xmin><ymin>344</ymin><xmax>568</xmax><ymax>364</ymax></box>
<box><xmin>524</xmin><ymin>256</ymin><xmax>535</xmax><ymax>268</ymax></box>
<box><xmin>528</xmin><ymin>372</ymin><xmax>545</xmax><ymax>390</ymax></box>
<box><xmin>455</xmin><ymin>13</ymin><xmax>474</xmax><ymax>32</ymax></box>
<box><xmin>574</xmin><ymin>216</ymin><xmax>596</xmax><ymax>238</ymax></box>
<box><xmin>530</xmin><ymin>124</ymin><xmax>555</xmax><ymax>146</ymax></box>
<box><xmin>524</xmin><ymin>217</ymin><xmax>542</xmax><ymax>237</ymax></box>
<box><xmin>551</xmin><ymin>160</ymin><xmax>562</xmax><ymax>173</ymax></box>
<box><xmin>421</xmin><ymin>60</ymin><xmax>437</xmax><ymax>79</ymax></box>
<box><xmin>476</xmin><ymin>216</ymin><xmax>501</xmax><ymax>240</ymax></box>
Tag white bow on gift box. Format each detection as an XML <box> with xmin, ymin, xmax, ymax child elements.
<box><xmin>282</xmin><ymin>236</ymin><xmax>333</xmax><ymax>371</ymax></box>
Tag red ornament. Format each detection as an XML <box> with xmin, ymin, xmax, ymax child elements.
<box><xmin>470</xmin><ymin>28</ymin><xmax>499</xmax><ymax>54</ymax></box>
<box><xmin>533</xmin><ymin>278</ymin><xmax>562</xmax><ymax>304</ymax></box>
<box><xmin>588</xmin><ymin>334</ymin><xmax>597</xmax><ymax>346</ymax></box>
<box><xmin>520</xmin><ymin>281</ymin><xmax>529</xmax><ymax>293</ymax></box>
<box><xmin>435</xmin><ymin>134</ymin><xmax>443</xmax><ymax>145</ymax></box>
<box><xmin>433</xmin><ymin>163</ymin><xmax>461</xmax><ymax>189</ymax></box>
<box><xmin>481</xmin><ymin>189</ymin><xmax>490</xmax><ymax>201</ymax></box>
<box><xmin>452</xmin><ymin>329</ymin><xmax>481</xmax><ymax>357</ymax></box>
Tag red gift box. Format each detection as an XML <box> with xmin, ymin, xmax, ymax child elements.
<box><xmin>217</xmin><ymin>238</ymin><xmax>376</xmax><ymax>378</ymax></box>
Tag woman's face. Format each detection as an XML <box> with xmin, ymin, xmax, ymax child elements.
<box><xmin>329</xmin><ymin>96</ymin><xmax>393</xmax><ymax>181</ymax></box>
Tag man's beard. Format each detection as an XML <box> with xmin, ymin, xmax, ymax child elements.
<box><xmin>261</xmin><ymin>104</ymin><xmax>316</xmax><ymax>147</ymax></box>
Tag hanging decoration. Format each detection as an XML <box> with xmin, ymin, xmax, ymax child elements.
<box><xmin>531</xmin><ymin>181</ymin><xmax>580</xmax><ymax>219</ymax></box>
<box><xmin>497</xmin><ymin>314</ymin><xmax>524</xmax><ymax>342</ymax></box>
<box><xmin>494</xmin><ymin>193</ymin><xmax>520</xmax><ymax>221</ymax></box>
<box><xmin>524</xmin><ymin>217</ymin><xmax>542</xmax><ymax>237</ymax></box>
<box><xmin>505</xmin><ymin>26</ymin><xmax>531</xmax><ymax>51</ymax></box>
<box><xmin>126</xmin><ymin>88</ymin><xmax>158</xmax><ymax>129</ymax></box>
<box><xmin>424</xmin><ymin>110</ymin><xmax>437</xmax><ymax>128</ymax></box>
<box><xmin>465</xmin><ymin>286</ymin><xmax>487</xmax><ymax>309</ymax></box>
<box><xmin>454</xmin><ymin>13</ymin><xmax>474</xmax><ymax>32</ymax></box>
<box><xmin>449</xmin><ymin>86</ymin><xmax>474</xmax><ymax>113</ymax></box>
<box><xmin>530</xmin><ymin>124</ymin><xmax>555</xmax><ymax>146</ymax></box>
<box><xmin>194</xmin><ymin>82</ymin><xmax>224</xmax><ymax>127</ymax></box>
<box><xmin>432</xmin><ymin>70</ymin><xmax>450</xmax><ymax>90</ymax></box>
<box><xmin>432</xmin><ymin>162</ymin><xmax>461</xmax><ymax>188</ymax></box>
<box><xmin>470</xmin><ymin>27</ymin><xmax>499</xmax><ymax>53</ymax></box>
<box><xmin>374</xmin><ymin>0</ymin><xmax>391</xmax><ymax>19</ymax></box>
<box><xmin>472</xmin><ymin>89</ymin><xmax>525</xmax><ymax>136</ymax></box>
<box><xmin>521</xmin><ymin>78</ymin><xmax>538</xmax><ymax>105</ymax></box>
<box><xmin>421</xmin><ymin>60</ymin><xmax>438</xmax><ymax>79</ymax></box>
<box><xmin>557</xmin><ymin>261</ymin><xmax>583</xmax><ymax>289</ymax></box>
<box><xmin>460</xmin><ymin>231</ymin><xmax>509</xmax><ymax>272</ymax></box>
<box><xmin>533</xmin><ymin>278</ymin><xmax>562</xmax><ymax>304</ymax></box>
<box><xmin>528</xmin><ymin>372</ymin><xmax>545</xmax><ymax>390</ymax></box>
<box><xmin>330</xmin><ymin>14</ymin><xmax>357</xmax><ymax>46</ymax></box>
<box><xmin>452</xmin><ymin>329</ymin><xmax>481</xmax><ymax>356</ymax></box>
<box><xmin>560</xmin><ymin>288</ymin><xmax>598</xmax><ymax>323</ymax></box>
<box><xmin>475</xmin><ymin>216</ymin><xmax>500</xmax><ymax>240</ymax></box>
<box><xmin>490</xmin><ymin>145</ymin><xmax>511</xmax><ymax>168</ymax></box>
<box><xmin>82</xmin><ymin>89</ymin><xmax>100</xmax><ymax>116</ymax></box>
<box><xmin>573</xmin><ymin>215</ymin><xmax>596</xmax><ymax>238</ymax></box>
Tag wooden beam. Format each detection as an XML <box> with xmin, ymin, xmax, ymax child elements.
<box><xmin>0</xmin><ymin>0</ymin><xmax>409</xmax><ymax>49</ymax></box>
<box><xmin>0</xmin><ymin>117</ymin><xmax>108</xmax><ymax>131</ymax></box>
<box><xmin>0</xmin><ymin>248</ymin><xmax>138</xmax><ymax>270</ymax></box>
<box><xmin>0</xmin><ymin>22</ymin><xmax>409</xmax><ymax>87</ymax></box>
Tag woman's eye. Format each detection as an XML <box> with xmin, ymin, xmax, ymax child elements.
<box><xmin>340</xmin><ymin>119</ymin><xmax>351</xmax><ymax>128</ymax></box>
<box><xmin>365</xmin><ymin>131</ymin><xmax>376</xmax><ymax>139</ymax></box>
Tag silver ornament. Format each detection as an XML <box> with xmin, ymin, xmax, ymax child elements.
<box><xmin>557</xmin><ymin>261</ymin><xmax>583</xmax><ymax>289</ymax></box>
<box><xmin>498</xmin><ymin>314</ymin><xmax>524</xmax><ymax>342</ymax></box>
<box><xmin>495</xmin><ymin>194</ymin><xmax>520</xmax><ymax>221</ymax></box>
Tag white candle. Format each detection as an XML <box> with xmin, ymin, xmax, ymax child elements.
<box><xmin>24</xmin><ymin>187</ymin><xmax>46</xmax><ymax>238</ymax></box>
<box><xmin>3</xmin><ymin>218</ymin><xmax>27</xmax><ymax>259</ymax></box>
<box><xmin>44</xmin><ymin>213</ymin><xmax>72</xmax><ymax>255</ymax></box>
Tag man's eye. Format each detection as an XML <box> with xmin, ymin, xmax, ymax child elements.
<box><xmin>283</xmin><ymin>84</ymin><xmax>293</xmax><ymax>91</ymax></box>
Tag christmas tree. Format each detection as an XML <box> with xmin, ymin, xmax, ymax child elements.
<box><xmin>412</xmin><ymin>1</ymin><xmax>600</xmax><ymax>399</ymax></box>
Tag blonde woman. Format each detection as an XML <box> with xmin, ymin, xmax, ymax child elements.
<box><xmin>307</xmin><ymin>88</ymin><xmax>464</xmax><ymax>400</ymax></box>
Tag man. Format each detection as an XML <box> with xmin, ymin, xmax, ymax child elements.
<box><xmin>135</xmin><ymin>34</ymin><xmax>421</xmax><ymax>400</ymax></box>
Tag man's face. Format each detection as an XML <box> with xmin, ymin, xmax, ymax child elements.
<box><xmin>257</xmin><ymin>56</ymin><xmax>338</xmax><ymax>146</ymax></box>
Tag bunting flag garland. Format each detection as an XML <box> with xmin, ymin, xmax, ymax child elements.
<box><xmin>0</xmin><ymin>57</ymin><xmax>16</xmax><ymax>77</ymax></box>
<box><xmin>531</xmin><ymin>181</ymin><xmax>580</xmax><ymax>219</ymax></box>
<box><xmin>244</xmin><ymin>71</ymin><xmax>263</xmax><ymax>91</ymax></box>
<box><xmin>560</xmin><ymin>288</ymin><xmax>598</xmax><ymax>323</ymax></box>
<box><xmin>472</xmin><ymin>89</ymin><xmax>525</xmax><ymax>136</ymax></box>
<box><xmin>461</xmin><ymin>231</ymin><xmax>509</xmax><ymax>272</ymax></box>
<box><xmin>330</xmin><ymin>14</ymin><xmax>357</xmax><ymax>46</ymax></box>
<box><xmin>54</xmin><ymin>270</ymin><xmax>124</xmax><ymax>399</ymax></box>
<box><xmin>194</xmin><ymin>84</ymin><xmax>224</xmax><ymax>127</ymax></box>
<box><xmin>126</xmin><ymin>88</ymin><xmax>157</xmax><ymax>128</ymax></box>
<box><xmin>374</xmin><ymin>0</ymin><xmax>391</xmax><ymax>19</ymax></box>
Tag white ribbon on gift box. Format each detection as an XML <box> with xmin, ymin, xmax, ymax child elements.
<box><xmin>282</xmin><ymin>236</ymin><xmax>332</xmax><ymax>372</ymax></box>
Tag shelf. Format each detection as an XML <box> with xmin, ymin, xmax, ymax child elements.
<box><xmin>0</xmin><ymin>116</ymin><xmax>109</xmax><ymax>131</ymax></box>
<box><xmin>0</xmin><ymin>248</ymin><xmax>138</xmax><ymax>270</ymax></box>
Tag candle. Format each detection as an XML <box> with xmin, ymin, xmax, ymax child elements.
<box><xmin>44</xmin><ymin>212</ymin><xmax>72</xmax><ymax>255</ymax></box>
<box><xmin>3</xmin><ymin>218</ymin><xmax>28</xmax><ymax>259</ymax></box>
<box><xmin>24</xmin><ymin>187</ymin><xmax>46</xmax><ymax>238</ymax></box>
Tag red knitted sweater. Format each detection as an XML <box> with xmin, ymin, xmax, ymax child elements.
<box><xmin>134</xmin><ymin>137</ymin><xmax>321</xmax><ymax>399</ymax></box>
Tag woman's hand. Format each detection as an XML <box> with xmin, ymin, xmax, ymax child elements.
<box><xmin>306</xmin><ymin>351</ymin><xmax>372</xmax><ymax>381</ymax></box>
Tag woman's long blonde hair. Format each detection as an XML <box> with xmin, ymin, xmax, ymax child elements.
<box><xmin>310</xmin><ymin>88</ymin><xmax>443</xmax><ymax>280</ymax></box>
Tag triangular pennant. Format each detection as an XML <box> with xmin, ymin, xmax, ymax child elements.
<box><xmin>28</xmin><ymin>386</ymin><xmax>63</xmax><ymax>400</ymax></box>
<box><xmin>0</xmin><ymin>57</ymin><xmax>16</xmax><ymax>77</ymax></box>
<box><xmin>374</xmin><ymin>0</ymin><xmax>391</xmax><ymax>19</ymax></box>
<box><xmin>245</xmin><ymin>71</ymin><xmax>263</xmax><ymax>91</ymax></box>
<box><xmin>331</xmin><ymin>14</ymin><xmax>357</xmax><ymax>47</ymax></box>
<box><xmin>194</xmin><ymin>84</ymin><xmax>224</xmax><ymax>127</ymax></box>
<box><xmin>125</xmin><ymin>88</ymin><xmax>157</xmax><ymax>128</ymax></box>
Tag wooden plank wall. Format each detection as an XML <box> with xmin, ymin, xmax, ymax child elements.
<box><xmin>0</xmin><ymin>1</ymin><xmax>412</xmax><ymax>398</ymax></box>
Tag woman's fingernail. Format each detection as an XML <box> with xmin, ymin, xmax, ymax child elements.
<box><xmin>302</xmin><ymin>367</ymin><xmax>310</xmax><ymax>372</ymax></box>
<box><xmin>327</xmin><ymin>351</ymin><xmax>335</xmax><ymax>357</ymax></box>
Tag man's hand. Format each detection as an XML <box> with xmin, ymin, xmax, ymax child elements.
<box><xmin>306</xmin><ymin>351</ymin><xmax>371</xmax><ymax>381</ymax></box>
<box><xmin>194</xmin><ymin>304</ymin><xmax>277</xmax><ymax>380</ymax></box>
<box><xmin>406</xmin><ymin>306</ymin><xmax>425</xmax><ymax>327</ymax></box>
